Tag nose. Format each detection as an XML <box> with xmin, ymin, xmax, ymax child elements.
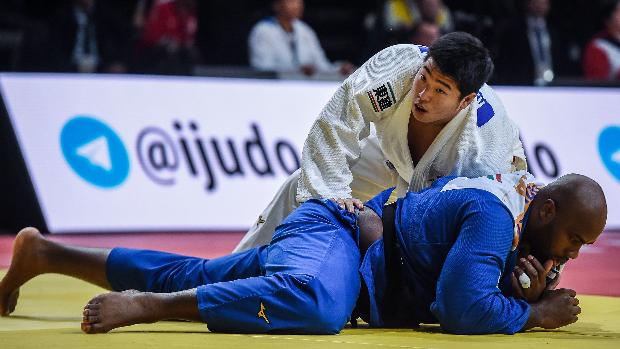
<box><xmin>418</xmin><ymin>88</ymin><xmax>431</xmax><ymax>102</ymax></box>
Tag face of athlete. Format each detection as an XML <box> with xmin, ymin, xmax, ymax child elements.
<box><xmin>411</xmin><ymin>58</ymin><xmax>476</xmax><ymax>126</ymax></box>
<box><xmin>525</xmin><ymin>200</ymin><xmax>604</xmax><ymax>268</ymax></box>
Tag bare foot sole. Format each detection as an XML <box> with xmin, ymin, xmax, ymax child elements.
<box><xmin>0</xmin><ymin>227</ymin><xmax>46</xmax><ymax>316</ymax></box>
<box><xmin>81</xmin><ymin>290</ymin><xmax>158</xmax><ymax>334</ymax></box>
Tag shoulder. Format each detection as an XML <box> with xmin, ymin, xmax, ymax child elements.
<box><xmin>439</xmin><ymin>175</ymin><xmax>519</xmax><ymax>221</ymax></box>
<box><xmin>294</xmin><ymin>19</ymin><xmax>316</xmax><ymax>34</ymax></box>
<box><xmin>250</xmin><ymin>17</ymin><xmax>279</xmax><ymax>35</ymax></box>
<box><xmin>348</xmin><ymin>44</ymin><xmax>424</xmax><ymax>102</ymax></box>
<box><xmin>473</xmin><ymin>84</ymin><xmax>509</xmax><ymax>128</ymax></box>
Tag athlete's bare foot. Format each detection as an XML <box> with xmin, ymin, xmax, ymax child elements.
<box><xmin>81</xmin><ymin>290</ymin><xmax>159</xmax><ymax>334</ymax></box>
<box><xmin>0</xmin><ymin>227</ymin><xmax>48</xmax><ymax>316</ymax></box>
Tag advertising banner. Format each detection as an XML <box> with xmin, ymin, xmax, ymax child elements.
<box><xmin>1</xmin><ymin>74</ymin><xmax>619</xmax><ymax>232</ymax></box>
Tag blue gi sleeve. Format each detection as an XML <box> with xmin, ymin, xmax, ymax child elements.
<box><xmin>430</xmin><ymin>194</ymin><xmax>530</xmax><ymax>334</ymax></box>
<box><xmin>363</xmin><ymin>187</ymin><xmax>395</xmax><ymax>217</ymax></box>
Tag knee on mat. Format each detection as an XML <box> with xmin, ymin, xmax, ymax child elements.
<box><xmin>298</xmin><ymin>281</ymin><xmax>350</xmax><ymax>334</ymax></box>
<box><xmin>305</xmin><ymin>307</ymin><xmax>348</xmax><ymax>334</ymax></box>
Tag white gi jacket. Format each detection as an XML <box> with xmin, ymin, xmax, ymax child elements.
<box><xmin>234</xmin><ymin>44</ymin><xmax>526</xmax><ymax>252</ymax></box>
<box><xmin>298</xmin><ymin>44</ymin><xmax>526</xmax><ymax>202</ymax></box>
<box><xmin>248</xmin><ymin>17</ymin><xmax>338</xmax><ymax>73</ymax></box>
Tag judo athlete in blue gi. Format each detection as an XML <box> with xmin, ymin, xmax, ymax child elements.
<box><xmin>0</xmin><ymin>173</ymin><xmax>606</xmax><ymax>335</ymax></box>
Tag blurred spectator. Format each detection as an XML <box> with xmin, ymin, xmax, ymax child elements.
<box><xmin>248</xmin><ymin>0</ymin><xmax>354</xmax><ymax>76</ymax></box>
<box><xmin>48</xmin><ymin>0</ymin><xmax>100</xmax><ymax>73</ymax></box>
<box><xmin>495</xmin><ymin>0</ymin><xmax>559</xmax><ymax>85</ymax></box>
<box><xmin>138</xmin><ymin>0</ymin><xmax>197</xmax><ymax>75</ymax></box>
<box><xmin>45</xmin><ymin>0</ymin><xmax>133</xmax><ymax>73</ymax></box>
<box><xmin>583</xmin><ymin>0</ymin><xmax>620</xmax><ymax>81</ymax></box>
<box><xmin>409</xmin><ymin>20</ymin><xmax>440</xmax><ymax>46</ymax></box>
<box><xmin>384</xmin><ymin>0</ymin><xmax>453</xmax><ymax>34</ymax></box>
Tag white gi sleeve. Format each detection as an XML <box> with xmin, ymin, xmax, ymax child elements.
<box><xmin>296</xmin><ymin>76</ymin><xmax>369</xmax><ymax>201</ymax></box>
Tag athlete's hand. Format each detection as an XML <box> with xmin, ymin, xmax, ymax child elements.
<box><xmin>511</xmin><ymin>255</ymin><xmax>553</xmax><ymax>303</ymax></box>
<box><xmin>546</xmin><ymin>272</ymin><xmax>562</xmax><ymax>290</ymax></box>
<box><xmin>530</xmin><ymin>288</ymin><xmax>580</xmax><ymax>329</ymax></box>
<box><xmin>333</xmin><ymin>198</ymin><xmax>364</xmax><ymax>213</ymax></box>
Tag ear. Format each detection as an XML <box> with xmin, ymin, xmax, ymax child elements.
<box><xmin>539</xmin><ymin>199</ymin><xmax>556</xmax><ymax>224</ymax></box>
<box><xmin>458</xmin><ymin>92</ymin><xmax>476</xmax><ymax>110</ymax></box>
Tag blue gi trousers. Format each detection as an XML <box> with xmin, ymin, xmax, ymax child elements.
<box><xmin>106</xmin><ymin>199</ymin><xmax>362</xmax><ymax>334</ymax></box>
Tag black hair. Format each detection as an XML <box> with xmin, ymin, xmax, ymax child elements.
<box><xmin>426</xmin><ymin>31</ymin><xmax>494</xmax><ymax>98</ymax></box>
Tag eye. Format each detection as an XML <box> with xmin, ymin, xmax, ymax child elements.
<box><xmin>570</xmin><ymin>235</ymin><xmax>582</xmax><ymax>245</ymax></box>
<box><xmin>420</xmin><ymin>74</ymin><xmax>426</xmax><ymax>81</ymax></box>
<box><xmin>436</xmin><ymin>88</ymin><xmax>446</xmax><ymax>95</ymax></box>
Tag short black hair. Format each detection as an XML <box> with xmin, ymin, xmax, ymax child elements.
<box><xmin>426</xmin><ymin>32</ymin><xmax>494</xmax><ymax>98</ymax></box>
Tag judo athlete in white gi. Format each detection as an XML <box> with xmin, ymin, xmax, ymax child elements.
<box><xmin>235</xmin><ymin>31</ymin><xmax>527</xmax><ymax>252</ymax></box>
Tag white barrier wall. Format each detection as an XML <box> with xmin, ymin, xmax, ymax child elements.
<box><xmin>1</xmin><ymin>73</ymin><xmax>619</xmax><ymax>232</ymax></box>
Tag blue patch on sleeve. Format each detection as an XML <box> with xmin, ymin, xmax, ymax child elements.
<box><xmin>417</xmin><ymin>45</ymin><xmax>429</xmax><ymax>54</ymax></box>
<box><xmin>476</xmin><ymin>92</ymin><xmax>495</xmax><ymax>127</ymax></box>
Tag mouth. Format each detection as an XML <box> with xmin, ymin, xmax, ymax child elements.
<box><xmin>414</xmin><ymin>102</ymin><xmax>428</xmax><ymax>114</ymax></box>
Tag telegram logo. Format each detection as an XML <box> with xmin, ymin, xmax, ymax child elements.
<box><xmin>598</xmin><ymin>126</ymin><xmax>620</xmax><ymax>183</ymax></box>
<box><xmin>60</xmin><ymin>116</ymin><xmax>130</xmax><ymax>188</ymax></box>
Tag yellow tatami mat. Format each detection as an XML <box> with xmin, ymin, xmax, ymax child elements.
<box><xmin>1</xmin><ymin>271</ymin><xmax>619</xmax><ymax>349</ymax></box>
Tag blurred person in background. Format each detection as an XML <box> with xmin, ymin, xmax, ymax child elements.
<box><xmin>384</xmin><ymin>0</ymin><xmax>453</xmax><ymax>35</ymax></box>
<box><xmin>409</xmin><ymin>20</ymin><xmax>440</xmax><ymax>47</ymax></box>
<box><xmin>48</xmin><ymin>0</ymin><xmax>100</xmax><ymax>73</ymax></box>
<box><xmin>248</xmin><ymin>0</ymin><xmax>354</xmax><ymax>76</ymax></box>
<box><xmin>495</xmin><ymin>0</ymin><xmax>559</xmax><ymax>85</ymax></box>
<box><xmin>47</xmin><ymin>0</ymin><xmax>133</xmax><ymax>73</ymax></box>
<box><xmin>137</xmin><ymin>0</ymin><xmax>197</xmax><ymax>75</ymax></box>
<box><xmin>583</xmin><ymin>0</ymin><xmax>620</xmax><ymax>81</ymax></box>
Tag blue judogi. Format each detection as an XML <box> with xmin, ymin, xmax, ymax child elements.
<box><xmin>106</xmin><ymin>176</ymin><xmax>530</xmax><ymax>334</ymax></box>
<box><xmin>107</xmin><ymin>199</ymin><xmax>362</xmax><ymax>334</ymax></box>
<box><xmin>362</xmin><ymin>176</ymin><xmax>529</xmax><ymax>333</ymax></box>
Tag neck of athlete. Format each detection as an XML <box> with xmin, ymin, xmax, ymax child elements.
<box><xmin>408</xmin><ymin>115</ymin><xmax>446</xmax><ymax>167</ymax></box>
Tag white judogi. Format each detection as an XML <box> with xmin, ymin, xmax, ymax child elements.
<box><xmin>234</xmin><ymin>44</ymin><xmax>527</xmax><ymax>252</ymax></box>
<box><xmin>248</xmin><ymin>17</ymin><xmax>338</xmax><ymax>73</ymax></box>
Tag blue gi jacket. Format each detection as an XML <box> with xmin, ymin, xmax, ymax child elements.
<box><xmin>361</xmin><ymin>177</ymin><xmax>530</xmax><ymax>334</ymax></box>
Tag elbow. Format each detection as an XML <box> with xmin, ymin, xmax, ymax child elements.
<box><xmin>431</xmin><ymin>299</ymin><xmax>519</xmax><ymax>335</ymax></box>
<box><xmin>431</xmin><ymin>300</ymin><xmax>478</xmax><ymax>334</ymax></box>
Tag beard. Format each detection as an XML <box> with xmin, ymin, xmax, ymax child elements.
<box><xmin>521</xmin><ymin>225</ymin><xmax>554</xmax><ymax>264</ymax></box>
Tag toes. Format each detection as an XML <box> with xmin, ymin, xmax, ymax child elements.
<box><xmin>84</xmin><ymin>303</ymin><xmax>100</xmax><ymax>310</ymax></box>
<box><xmin>8</xmin><ymin>290</ymin><xmax>19</xmax><ymax>313</ymax></box>
<box><xmin>82</xmin><ymin>308</ymin><xmax>101</xmax><ymax>324</ymax></box>
<box><xmin>83</xmin><ymin>314</ymin><xmax>100</xmax><ymax>324</ymax></box>
<box><xmin>81</xmin><ymin>322</ymin><xmax>91</xmax><ymax>333</ymax></box>
<box><xmin>81</xmin><ymin>322</ymin><xmax>107</xmax><ymax>334</ymax></box>
<box><xmin>0</xmin><ymin>289</ymin><xmax>19</xmax><ymax>317</ymax></box>
<box><xmin>84</xmin><ymin>323</ymin><xmax>110</xmax><ymax>334</ymax></box>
